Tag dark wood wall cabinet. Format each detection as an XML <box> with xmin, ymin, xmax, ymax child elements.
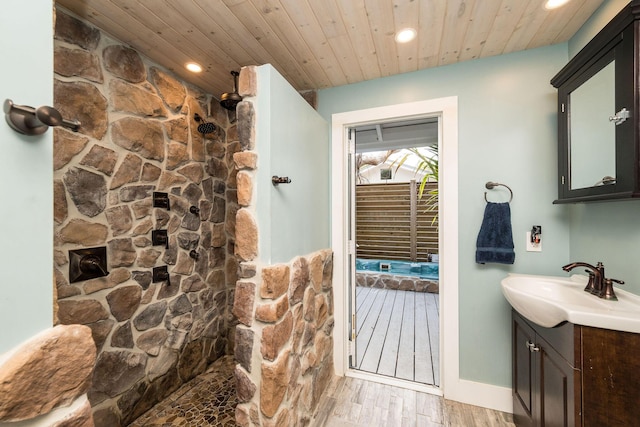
<box><xmin>551</xmin><ymin>1</ymin><xmax>640</xmax><ymax>203</ymax></box>
<box><xmin>512</xmin><ymin>310</ymin><xmax>640</xmax><ymax>426</ymax></box>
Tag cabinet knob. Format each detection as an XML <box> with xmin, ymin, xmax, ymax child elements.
<box><xmin>526</xmin><ymin>341</ymin><xmax>540</xmax><ymax>352</ymax></box>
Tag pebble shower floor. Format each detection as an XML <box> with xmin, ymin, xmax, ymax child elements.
<box><xmin>129</xmin><ymin>355</ymin><xmax>237</xmax><ymax>426</ymax></box>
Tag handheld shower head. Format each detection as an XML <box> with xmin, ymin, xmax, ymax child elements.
<box><xmin>194</xmin><ymin>113</ymin><xmax>216</xmax><ymax>135</ymax></box>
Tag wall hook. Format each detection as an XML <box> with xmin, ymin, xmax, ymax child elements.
<box><xmin>4</xmin><ymin>99</ymin><xmax>80</xmax><ymax>135</ymax></box>
<box><xmin>272</xmin><ymin>176</ymin><xmax>292</xmax><ymax>186</ymax></box>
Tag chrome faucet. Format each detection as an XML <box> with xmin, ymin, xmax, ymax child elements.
<box><xmin>562</xmin><ymin>261</ymin><xmax>624</xmax><ymax>300</ymax></box>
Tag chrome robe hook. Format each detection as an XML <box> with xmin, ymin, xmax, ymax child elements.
<box><xmin>4</xmin><ymin>99</ymin><xmax>80</xmax><ymax>135</ymax></box>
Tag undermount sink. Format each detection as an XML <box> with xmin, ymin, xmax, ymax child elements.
<box><xmin>501</xmin><ymin>273</ymin><xmax>640</xmax><ymax>333</ymax></box>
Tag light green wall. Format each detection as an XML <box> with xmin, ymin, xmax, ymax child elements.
<box><xmin>569</xmin><ymin>199</ymin><xmax>640</xmax><ymax>295</ymax></box>
<box><xmin>567</xmin><ymin>0</ymin><xmax>640</xmax><ymax>295</ymax></box>
<box><xmin>569</xmin><ymin>0</ymin><xmax>630</xmax><ymax>57</ymax></box>
<box><xmin>255</xmin><ymin>65</ymin><xmax>330</xmax><ymax>264</ymax></box>
<box><xmin>318</xmin><ymin>44</ymin><xmax>571</xmax><ymax>387</ymax></box>
<box><xmin>0</xmin><ymin>0</ymin><xmax>53</xmax><ymax>354</ymax></box>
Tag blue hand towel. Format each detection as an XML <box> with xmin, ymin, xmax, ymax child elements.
<box><xmin>476</xmin><ymin>202</ymin><xmax>515</xmax><ymax>264</ymax></box>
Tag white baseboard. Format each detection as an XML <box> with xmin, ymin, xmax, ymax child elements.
<box><xmin>445</xmin><ymin>379</ymin><xmax>513</xmax><ymax>413</ymax></box>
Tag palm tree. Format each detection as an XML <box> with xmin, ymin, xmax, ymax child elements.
<box><xmin>393</xmin><ymin>145</ymin><xmax>439</xmax><ymax>220</ymax></box>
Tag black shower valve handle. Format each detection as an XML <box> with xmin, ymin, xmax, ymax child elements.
<box><xmin>152</xmin><ymin>266</ymin><xmax>171</xmax><ymax>287</ymax></box>
<box><xmin>152</xmin><ymin>229</ymin><xmax>169</xmax><ymax>249</ymax></box>
<box><xmin>80</xmin><ymin>255</ymin><xmax>108</xmax><ymax>276</ymax></box>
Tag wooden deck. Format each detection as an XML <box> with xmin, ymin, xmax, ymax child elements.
<box><xmin>354</xmin><ymin>286</ymin><xmax>440</xmax><ymax>386</ymax></box>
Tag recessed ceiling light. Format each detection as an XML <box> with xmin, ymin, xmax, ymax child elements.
<box><xmin>544</xmin><ymin>0</ymin><xmax>571</xmax><ymax>10</ymax></box>
<box><xmin>395</xmin><ymin>28</ymin><xmax>417</xmax><ymax>43</ymax></box>
<box><xmin>185</xmin><ymin>62</ymin><xmax>203</xmax><ymax>73</ymax></box>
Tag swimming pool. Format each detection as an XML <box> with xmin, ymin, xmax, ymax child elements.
<box><xmin>355</xmin><ymin>258</ymin><xmax>439</xmax><ymax>280</ymax></box>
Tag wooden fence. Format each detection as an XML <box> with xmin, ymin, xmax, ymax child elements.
<box><xmin>356</xmin><ymin>181</ymin><xmax>438</xmax><ymax>262</ymax></box>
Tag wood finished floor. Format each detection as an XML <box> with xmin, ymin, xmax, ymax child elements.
<box><xmin>355</xmin><ymin>286</ymin><xmax>440</xmax><ymax>386</ymax></box>
<box><xmin>311</xmin><ymin>376</ymin><xmax>516</xmax><ymax>427</ymax></box>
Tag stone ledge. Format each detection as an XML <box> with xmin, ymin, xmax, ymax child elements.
<box><xmin>355</xmin><ymin>272</ymin><xmax>439</xmax><ymax>293</ymax></box>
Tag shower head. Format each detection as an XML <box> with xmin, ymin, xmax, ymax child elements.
<box><xmin>220</xmin><ymin>70</ymin><xmax>243</xmax><ymax>111</ymax></box>
<box><xmin>193</xmin><ymin>113</ymin><xmax>216</xmax><ymax>135</ymax></box>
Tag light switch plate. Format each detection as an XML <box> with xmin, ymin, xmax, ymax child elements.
<box><xmin>526</xmin><ymin>231</ymin><xmax>542</xmax><ymax>252</ymax></box>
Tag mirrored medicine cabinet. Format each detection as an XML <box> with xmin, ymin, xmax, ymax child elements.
<box><xmin>551</xmin><ymin>1</ymin><xmax>640</xmax><ymax>203</ymax></box>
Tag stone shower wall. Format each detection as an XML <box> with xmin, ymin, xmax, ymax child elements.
<box><xmin>229</xmin><ymin>68</ymin><xmax>335</xmax><ymax>427</ymax></box>
<box><xmin>52</xmin><ymin>10</ymin><xmax>238</xmax><ymax>426</ymax></box>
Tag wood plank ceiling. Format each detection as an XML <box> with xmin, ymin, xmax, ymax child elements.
<box><xmin>55</xmin><ymin>0</ymin><xmax>606</xmax><ymax>98</ymax></box>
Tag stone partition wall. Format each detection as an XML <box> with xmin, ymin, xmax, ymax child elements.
<box><xmin>0</xmin><ymin>325</ymin><xmax>96</xmax><ymax>426</ymax></box>
<box><xmin>230</xmin><ymin>67</ymin><xmax>335</xmax><ymax>426</ymax></box>
<box><xmin>52</xmin><ymin>10</ymin><xmax>238</xmax><ymax>426</ymax></box>
<box><xmin>232</xmin><ymin>250</ymin><xmax>334</xmax><ymax>427</ymax></box>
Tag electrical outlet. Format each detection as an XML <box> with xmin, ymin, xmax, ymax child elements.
<box><xmin>526</xmin><ymin>231</ymin><xmax>542</xmax><ymax>252</ymax></box>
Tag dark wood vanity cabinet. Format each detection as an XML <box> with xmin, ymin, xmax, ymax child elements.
<box><xmin>512</xmin><ymin>311</ymin><xmax>581</xmax><ymax>427</ymax></box>
<box><xmin>580</xmin><ymin>326</ymin><xmax>640</xmax><ymax>426</ymax></box>
<box><xmin>551</xmin><ymin>1</ymin><xmax>640</xmax><ymax>203</ymax></box>
<box><xmin>512</xmin><ymin>310</ymin><xmax>640</xmax><ymax>426</ymax></box>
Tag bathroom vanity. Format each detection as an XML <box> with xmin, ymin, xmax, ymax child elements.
<box><xmin>512</xmin><ymin>310</ymin><xmax>640</xmax><ymax>426</ymax></box>
<box><xmin>551</xmin><ymin>1</ymin><xmax>640</xmax><ymax>203</ymax></box>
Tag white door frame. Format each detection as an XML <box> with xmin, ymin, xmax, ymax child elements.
<box><xmin>331</xmin><ymin>96</ymin><xmax>459</xmax><ymax>395</ymax></box>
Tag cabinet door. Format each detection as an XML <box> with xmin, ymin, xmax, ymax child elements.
<box><xmin>513</xmin><ymin>315</ymin><xmax>536</xmax><ymax>427</ymax></box>
<box><xmin>582</xmin><ymin>326</ymin><xmax>640</xmax><ymax>426</ymax></box>
<box><xmin>539</xmin><ymin>339</ymin><xmax>580</xmax><ymax>427</ymax></box>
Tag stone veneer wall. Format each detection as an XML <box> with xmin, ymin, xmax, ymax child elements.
<box><xmin>229</xmin><ymin>67</ymin><xmax>335</xmax><ymax>427</ymax></box>
<box><xmin>0</xmin><ymin>325</ymin><xmax>96</xmax><ymax>426</ymax></box>
<box><xmin>52</xmin><ymin>10</ymin><xmax>238</xmax><ymax>426</ymax></box>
